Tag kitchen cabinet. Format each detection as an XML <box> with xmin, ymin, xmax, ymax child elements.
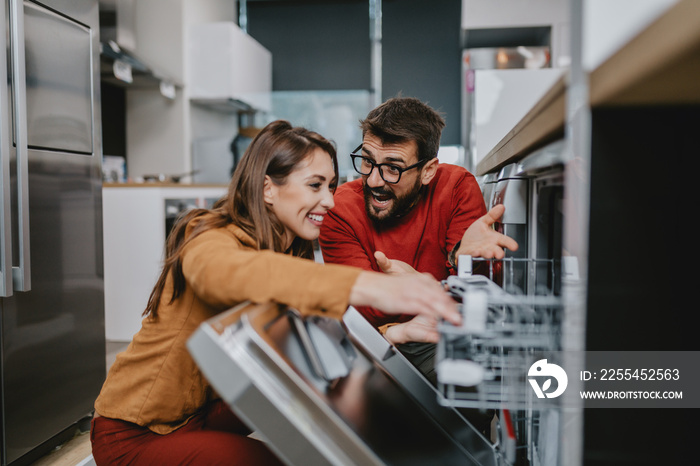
<box><xmin>108</xmin><ymin>1</ymin><xmax>266</xmax><ymax>185</ymax></box>
<box><xmin>475</xmin><ymin>1</ymin><xmax>699</xmax><ymax>464</ymax></box>
<box><xmin>186</xmin><ymin>21</ymin><xmax>273</xmax><ymax>183</ymax></box>
<box><xmin>102</xmin><ymin>184</ymin><xmax>227</xmax><ymax>341</ymax></box>
<box><xmin>189</xmin><ymin>22</ymin><xmax>272</xmax><ymax>113</ymax></box>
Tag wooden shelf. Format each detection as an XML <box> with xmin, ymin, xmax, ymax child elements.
<box><xmin>589</xmin><ymin>0</ymin><xmax>700</xmax><ymax>107</ymax></box>
<box><xmin>476</xmin><ymin>0</ymin><xmax>700</xmax><ymax>175</ymax></box>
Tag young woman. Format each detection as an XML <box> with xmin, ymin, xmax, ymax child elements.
<box><xmin>90</xmin><ymin>120</ymin><xmax>460</xmax><ymax>465</ymax></box>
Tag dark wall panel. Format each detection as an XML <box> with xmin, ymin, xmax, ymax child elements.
<box><xmin>247</xmin><ymin>0</ymin><xmax>371</xmax><ymax>91</ymax></box>
<box><xmin>100</xmin><ymin>82</ymin><xmax>126</xmax><ymax>157</ymax></box>
<box><xmin>382</xmin><ymin>0</ymin><xmax>462</xmax><ymax>145</ymax></box>
<box><xmin>247</xmin><ymin>0</ymin><xmax>462</xmax><ymax>145</ymax></box>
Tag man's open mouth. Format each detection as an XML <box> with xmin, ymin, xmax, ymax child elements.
<box><xmin>370</xmin><ymin>190</ymin><xmax>393</xmax><ymax>206</ymax></box>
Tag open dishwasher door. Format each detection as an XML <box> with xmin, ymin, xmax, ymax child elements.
<box><xmin>187</xmin><ymin>302</ymin><xmax>497</xmax><ymax>466</ymax></box>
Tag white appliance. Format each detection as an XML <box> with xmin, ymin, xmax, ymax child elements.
<box><xmin>461</xmin><ymin>47</ymin><xmax>564</xmax><ymax>171</ymax></box>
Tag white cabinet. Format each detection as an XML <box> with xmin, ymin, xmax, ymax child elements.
<box><xmin>189</xmin><ymin>22</ymin><xmax>272</xmax><ymax>112</ymax></box>
<box><xmin>118</xmin><ymin>1</ymin><xmax>262</xmax><ymax>184</ymax></box>
<box><xmin>102</xmin><ymin>185</ymin><xmax>227</xmax><ymax>341</ymax></box>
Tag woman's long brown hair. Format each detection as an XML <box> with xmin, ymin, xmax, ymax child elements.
<box><xmin>143</xmin><ymin>120</ymin><xmax>338</xmax><ymax>319</ymax></box>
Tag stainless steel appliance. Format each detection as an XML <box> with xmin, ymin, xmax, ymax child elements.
<box><xmin>490</xmin><ymin>163</ymin><xmax>529</xmax><ymax>294</ymax></box>
<box><xmin>0</xmin><ymin>1</ymin><xmax>105</xmax><ymax>464</ymax></box>
<box><xmin>188</xmin><ymin>303</ymin><xmax>497</xmax><ymax>465</ymax></box>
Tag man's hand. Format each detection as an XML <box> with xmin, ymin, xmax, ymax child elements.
<box><xmin>456</xmin><ymin>204</ymin><xmax>519</xmax><ymax>260</ymax></box>
<box><xmin>384</xmin><ymin>315</ymin><xmax>440</xmax><ymax>345</ymax></box>
<box><xmin>374</xmin><ymin>250</ymin><xmax>418</xmax><ymax>275</ymax></box>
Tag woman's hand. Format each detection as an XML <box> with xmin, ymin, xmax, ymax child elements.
<box><xmin>349</xmin><ymin>271</ymin><xmax>461</xmax><ymax>326</ymax></box>
<box><xmin>384</xmin><ymin>315</ymin><xmax>440</xmax><ymax>345</ymax></box>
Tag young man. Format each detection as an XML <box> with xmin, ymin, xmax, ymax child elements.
<box><xmin>319</xmin><ymin>97</ymin><xmax>519</xmax><ymax>438</ymax></box>
<box><xmin>319</xmin><ymin>96</ymin><xmax>517</xmax><ymax>347</ymax></box>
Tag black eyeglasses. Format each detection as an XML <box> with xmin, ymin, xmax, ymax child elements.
<box><xmin>350</xmin><ymin>144</ymin><xmax>427</xmax><ymax>184</ymax></box>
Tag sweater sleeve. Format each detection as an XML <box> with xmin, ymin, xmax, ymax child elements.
<box><xmin>181</xmin><ymin>228</ymin><xmax>361</xmax><ymax>319</ymax></box>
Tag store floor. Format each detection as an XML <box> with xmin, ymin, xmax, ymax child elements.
<box><xmin>30</xmin><ymin>341</ymin><xmax>129</xmax><ymax>466</ymax></box>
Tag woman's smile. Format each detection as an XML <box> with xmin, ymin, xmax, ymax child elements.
<box><xmin>306</xmin><ymin>212</ymin><xmax>326</xmax><ymax>226</ymax></box>
<box><xmin>265</xmin><ymin>147</ymin><xmax>336</xmax><ymax>248</ymax></box>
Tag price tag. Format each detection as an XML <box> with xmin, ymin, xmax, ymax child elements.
<box><xmin>113</xmin><ymin>59</ymin><xmax>133</xmax><ymax>84</ymax></box>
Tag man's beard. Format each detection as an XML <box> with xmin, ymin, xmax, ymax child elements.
<box><xmin>363</xmin><ymin>176</ymin><xmax>423</xmax><ymax>226</ymax></box>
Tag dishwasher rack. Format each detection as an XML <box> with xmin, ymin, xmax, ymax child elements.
<box><xmin>436</xmin><ymin>257</ymin><xmax>565</xmax><ymax>410</ymax></box>
<box><xmin>436</xmin><ymin>257</ymin><xmax>565</xmax><ymax>465</ymax></box>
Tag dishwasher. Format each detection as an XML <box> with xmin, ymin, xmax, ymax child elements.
<box><xmin>187</xmin><ymin>301</ymin><xmax>497</xmax><ymax>465</ymax></box>
<box><xmin>434</xmin><ymin>141</ymin><xmax>569</xmax><ymax>466</ymax></box>
<box><xmin>187</xmin><ymin>140</ymin><xmax>570</xmax><ymax>465</ymax></box>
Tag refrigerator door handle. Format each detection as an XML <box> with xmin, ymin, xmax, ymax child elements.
<box><xmin>9</xmin><ymin>0</ymin><xmax>31</xmax><ymax>292</ymax></box>
<box><xmin>0</xmin><ymin>0</ymin><xmax>13</xmax><ymax>296</ymax></box>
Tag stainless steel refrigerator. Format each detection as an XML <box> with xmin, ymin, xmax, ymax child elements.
<box><xmin>0</xmin><ymin>0</ymin><xmax>105</xmax><ymax>464</ymax></box>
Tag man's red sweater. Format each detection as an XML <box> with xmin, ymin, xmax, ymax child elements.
<box><xmin>319</xmin><ymin>163</ymin><xmax>486</xmax><ymax>327</ymax></box>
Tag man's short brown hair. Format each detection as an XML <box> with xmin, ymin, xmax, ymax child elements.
<box><xmin>360</xmin><ymin>96</ymin><xmax>446</xmax><ymax>162</ymax></box>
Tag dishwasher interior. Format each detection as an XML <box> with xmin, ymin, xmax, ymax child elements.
<box><xmin>436</xmin><ymin>141</ymin><xmax>568</xmax><ymax>466</ymax></box>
